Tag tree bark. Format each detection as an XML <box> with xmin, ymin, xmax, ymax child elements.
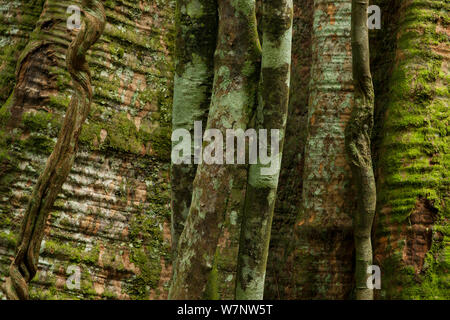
<box><xmin>171</xmin><ymin>0</ymin><xmax>217</xmax><ymax>262</ymax></box>
<box><xmin>235</xmin><ymin>0</ymin><xmax>293</xmax><ymax>300</ymax></box>
<box><xmin>169</xmin><ymin>0</ymin><xmax>261</xmax><ymax>299</ymax></box>
<box><xmin>372</xmin><ymin>0</ymin><xmax>449</xmax><ymax>299</ymax></box>
<box><xmin>293</xmin><ymin>0</ymin><xmax>355</xmax><ymax>299</ymax></box>
<box><xmin>346</xmin><ymin>0</ymin><xmax>376</xmax><ymax>300</ymax></box>
<box><xmin>263</xmin><ymin>0</ymin><xmax>314</xmax><ymax>299</ymax></box>
<box><xmin>2</xmin><ymin>0</ymin><xmax>105</xmax><ymax>300</ymax></box>
<box><xmin>0</xmin><ymin>0</ymin><xmax>46</xmax><ymax>106</ymax></box>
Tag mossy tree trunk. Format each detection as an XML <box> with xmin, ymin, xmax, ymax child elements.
<box><xmin>0</xmin><ymin>0</ymin><xmax>46</xmax><ymax>106</ymax></box>
<box><xmin>170</xmin><ymin>0</ymin><xmax>217</xmax><ymax>262</ymax></box>
<box><xmin>372</xmin><ymin>0</ymin><xmax>449</xmax><ymax>299</ymax></box>
<box><xmin>235</xmin><ymin>0</ymin><xmax>293</xmax><ymax>300</ymax></box>
<box><xmin>169</xmin><ymin>0</ymin><xmax>261</xmax><ymax>299</ymax></box>
<box><xmin>1</xmin><ymin>0</ymin><xmax>176</xmax><ymax>300</ymax></box>
<box><xmin>1</xmin><ymin>0</ymin><xmax>65</xmax><ymax>132</ymax></box>
<box><xmin>346</xmin><ymin>0</ymin><xmax>376</xmax><ymax>300</ymax></box>
<box><xmin>2</xmin><ymin>0</ymin><xmax>105</xmax><ymax>300</ymax></box>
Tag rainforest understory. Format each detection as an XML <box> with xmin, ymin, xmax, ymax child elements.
<box><xmin>0</xmin><ymin>0</ymin><xmax>448</xmax><ymax>300</ymax></box>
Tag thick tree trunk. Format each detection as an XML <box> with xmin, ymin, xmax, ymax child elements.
<box><xmin>1</xmin><ymin>0</ymin><xmax>175</xmax><ymax>300</ymax></box>
<box><xmin>373</xmin><ymin>0</ymin><xmax>449</xmax><ymax>299</ymax></box>
<box><xmin>292</xmin><ymin>0</ymin><xmax>355</xmax><ymax>299</ymax></box>
<box><xmin>2</xmin><ymin>0</ymin><xmax>105</xmax><ymax>300</ymax></box>
<box><xmin>169</xmin><ymin>0</ymin><xmax>261</xmax><ymax>299</ymax></box>
<box><xmin>0</xmin><ymin>0</ymin><xmax>446</xmax><ymax>301</ymax></box>
<box><xmin>170</xmin><ymin>0</ymin><xmax>217</xmax><ymax>262</ymax></box>
<box><xmin>346</xmin><ymin>0</ymin><xmax>376</xmax><ymax>300</ymax></box>
<box><xmin>235</xmin><ymin>0</ymin><xmax>293</xmax><ymax>300</ymax></box>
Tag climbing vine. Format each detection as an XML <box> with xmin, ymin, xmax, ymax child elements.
<box><xmin>2</xmin><ymin>0</ymin><xmax>105</xmax><ymax>300</ymax></box>
<box><xmin>346</xmin><ymin>0</ymin><xmax>376</xmax><ymax>300</ymax></box>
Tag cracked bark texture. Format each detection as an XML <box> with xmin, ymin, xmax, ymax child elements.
<box><xmin>235</xmin><ymin>0</ymin><xmax>293</xmax><ymax>300</ymax></box>
<box><xmin>346</xmin><ymin>0</ymin><xmax>376</xmax><ymax>300</ymax></box>
<box><xmin>3</xmin><ymin>0</ymin><xmax>106</xmax><ymax>300</ymax></box>
<box><xmin>169</xmin><ymin>0</ymin><xmax>261</xmax><ymax>299</ymax></box>
<box><xmin>170</xmin><ymin>0</ymin><xmax>217</xmax><ymax>262</ymax></box>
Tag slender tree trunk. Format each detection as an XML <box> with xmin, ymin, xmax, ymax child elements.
<box><xmin>2</xmin><ymin>0</ymin><xmax>105</xmax><ymax>300</ymax></box>
<box><xmin>169</xmin><ymin>0</ymin><xmax>261</xmax><ymax>299</ymax></box>
<box><xmin>171</xmin><ymin>0</ymin><xmax>217</xmax><ymax>261</ymax></box>
<box><xmin>346</xmin><ymin>0</ymin><xmax>376</xmax><ymax>300</ymax></box>
<box><xmin>263</xmin><ymin>0</ymin><xmax>314</xmax><ymax>299</ymax></box>
<box><xmin>235</xmin><ymin>0</ymin><xmax>293</xmax><ymax>300</ymax></box>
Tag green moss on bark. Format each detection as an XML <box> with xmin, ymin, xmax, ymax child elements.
<box><xmin>373</xmin><ymin>0</ymin><xmax>449</xmax><ymax>300</ymax></box>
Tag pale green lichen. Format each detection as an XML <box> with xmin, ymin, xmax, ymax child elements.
<box><xmin>172</xmin><ymin>54</ymin><xmax>210</xmax><ymax>130</ymax></box>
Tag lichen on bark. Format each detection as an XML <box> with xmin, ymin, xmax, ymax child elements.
<box><xmin>0</xmin><ymin>0</ymin><xmax>175</xmax><ymax>300</ymax></box>
<box><xmin>0</xmin><ymin>0</ymin><xmax>47</xmax><ymax>105</ymax></box>
<box><xmin>2</xmin><ymin>0</ymin><xmax>105</xmax><ymax>300</ymax></box>
<box><xmin>169</xmin><ymin>0</ymin><xmax>261</xmax><ymax>299</ymax></box>
<box><xmin>263</xmin><ymin>0</ymin><xmax>314</xmax><ymax>299</ymax></box>
<box><xmin>292</xmin><ymin>0</ymin><xmax>355</xmax><ymax>299</ymax></box>
<box><xmin>170</xmin><ymin>0</ymin><xmax>217</xmax><ymax>262</ymax></box>
<box><xmin>235</xmin><ymin>0</ymin><xmax>293</xmax><ymax>300</ymax></box>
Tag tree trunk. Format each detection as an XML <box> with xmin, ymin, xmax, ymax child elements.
<box><xmin>1</xmin><ymin>0</ymin><xmax>175</xmax><ymax>300</ymax></box>
<box><xmin>235</xmin><ymin>0</ymin><xmax>293</xmax><ymax>300</ymax></box>
<box><xmin>3</xmin><ymin>0</ymin><xmax>105</xmax><ymax>299</ymax></box>
<box><xmin>372</xmin><ymin>0</ymin><xmax>449</xmax><ymax>300</ymax></box>
<box><xmin>170</xmin><ymin>0</ymin><xmax>217</xmax><ymax>262</ymax></box>
<box><xmin>292</xmin><ymin>0</ymin><xmax>355</xmax><ymax>299</ymax></box>
<box><xmin>169</xmin><ymin>0</ymin><xmax>261</xmax><ymax>299</ymax></box>
<box><xmin>263</xmin><ymin>0</ymin><xmax>314</xmax><ymax>299</ymax></box>
<box><xmin>346</xmin><ymin>0</ymin><xmax>376</xmax><ymax>300</ymax></box>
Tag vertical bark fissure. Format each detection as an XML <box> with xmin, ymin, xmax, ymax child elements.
<box><xmin>169</xmin><ymin>0</ymin><xmax>261</xmax><ymax>299</ymax></box>
<box><xmin>235</xmin><ymin>0</ymin><xmax>293</xmax><ymax>300</ymax></box>
<box><xmin>171</xmin><ymin>0</ymin><xmax>217</xmax><ymax>262</ymax></box>
<box><xmin>347</xmin><ymin>0</ymin><xmax>376</xmax><ymax>300</ymax></box>
<box><xmin>2</xmin><ymin>0</ymin><xmax>105</xmax><ymax>300</ymax></box>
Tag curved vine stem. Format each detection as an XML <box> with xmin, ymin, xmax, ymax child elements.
<box><xmin>2</xmin><ymin>0</ymin><xmax>105</xmax><ymax>300</ymax></box>
<box><xmin>346</xmin><ymin>0</ymin><xmax>376</xmax><ymax>300</ymax></box>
